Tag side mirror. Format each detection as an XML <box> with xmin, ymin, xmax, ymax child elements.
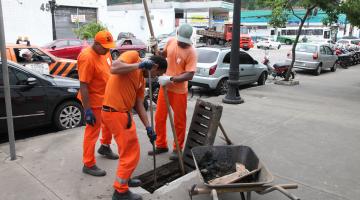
<box><xmin>253</xmin><ymin>60</ymin><xmax>258</xmax><ymax>65</ymax></box>
<box><xmin>27</xmin><ymin>77</ymin><xmax>37</xmax><ymax>86</ymax></box>
<box><xmin>51</xmin><ymin>45</ymin><xmax>56</xmax><ymax>50</ymax></box>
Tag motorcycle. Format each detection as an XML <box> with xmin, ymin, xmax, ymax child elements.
<box><xmin>272</xmin><ymin>63</ymin><xmax>296</xmax><ymax>80</ymax></box>
<box><xmin>262</xmin><ymin>52</ymin><xmax>295</xmax><ymax>80</ymax></box>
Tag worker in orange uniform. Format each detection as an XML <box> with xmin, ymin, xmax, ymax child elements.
<box><xmin>78</xmin><ymin>30</ymin><xmax>119</xmax><ymax>177</ymax></box>
<box><xmin>102</xmin><ymin>51</ymin><xmax>167</xmax><ymax>200</ymax></box>
<box><xmin>148</xmin><ymin>24</ymin><xmax>197</xmax><ymax>160</ymax></box>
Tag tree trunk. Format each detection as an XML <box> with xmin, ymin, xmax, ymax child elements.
<box><xmin>285</xmin><ymin>8</ymin><xmax>313</xmax><ymax>81</ymax></box>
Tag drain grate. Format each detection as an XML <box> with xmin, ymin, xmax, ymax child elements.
<box><xmin>182</xmin><ymin>99</ymin><xmax>223</xmax><ymax>172</ymax></box>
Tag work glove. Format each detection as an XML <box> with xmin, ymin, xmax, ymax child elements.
<box><xmin>158</xmin><ymin>75</ymin><xmax>172</xmax><ymax>86</ymax></box>
<box><xmin>146</xmin><ymin>127</ymin><xmax>157</xmax><ymax>144</ymax></box>
<box><xmin>139</xmin><ymin>60</ymin><xmax>155</xmax><ymax>70</ymax></box>
<box><xmin>85</xmin><ymin>108</ymin><xmax>96</xmax><ymax>126</ymax></box>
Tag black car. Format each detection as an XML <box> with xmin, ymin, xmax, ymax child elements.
<box><xmin>0</xmin><ymin>60</ymin><xmax>84</xmax><ymax>132</ymax></box>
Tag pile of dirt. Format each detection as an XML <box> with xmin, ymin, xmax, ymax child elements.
<box><xmin>198</xmin><ymin>151</ymin><xmax>236</xmax><ymax>182</ymax></box>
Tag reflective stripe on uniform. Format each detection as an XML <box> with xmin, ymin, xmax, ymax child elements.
<box><xmin>116</xmin><ymin>177</ymin><xmax>128</xmax><ymax>184</ymax></box>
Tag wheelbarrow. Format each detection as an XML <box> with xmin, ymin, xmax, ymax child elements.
<box><xmin>189</xmin><ymin>145</ymin><xmax>300</xmax><ymax>200</ymax></box>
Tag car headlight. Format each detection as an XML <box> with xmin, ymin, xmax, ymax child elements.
<box><xmin>67</xmin><ymin>88</ymin><xmax>78</xmax><ymax>93</ymax></box>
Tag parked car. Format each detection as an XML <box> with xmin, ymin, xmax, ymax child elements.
<box><xmin>256</xmin><ymin>37</ymin><xmax>281</xmax><ymax>49</ymax></box>
<box><xmin>189</xmin><ymin>47</ymin><xmax>268</xmax><ymax>95</ymax></box>
<box><xmin>117</xmin><ymin>32</ymin><xmax>135</xmax><ymax>40</ymax></box>
<box><xmin>157</xmin><ymin>31</ymin><xmax>176</xmax><ymax>42</ymax></box>
<box><xmin>0</xmin><ymin>60</ymin><xmax>84</xmax><ymax>132</ymax></box>
<box><xmin>111</xmin><ymin>38</ymin><xmax>147</xmax><ymax>60</ymax></box>
<box><xmin>286</xmin><ymin>43</ymin><xmax>338</xmax><ymax>76</ymax></box>
<box><xmin>42</xmin><ymin>39</ymin><xmax>88</xmax><ymax>60</ymax></box>
<box><xmin>5</xmin><ymin>39</ymin><xmax>78</xmax><ymax>79</ymax></box>
<box><xmin>335</xmin><ymin>39</ymin><xmax>360</xmax><ymax>49</ymax></box>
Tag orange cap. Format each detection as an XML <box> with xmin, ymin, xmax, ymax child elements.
<box><xmin>94</xmin><ymin>30</ymin><xmax>116</xmax><ymax>49</ymax></box>
<box><xmin>119</xmin><ymin>50</ymin><xmax>141</xmax><ymax>64</ymax></box>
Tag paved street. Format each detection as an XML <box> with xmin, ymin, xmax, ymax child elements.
<box><xmin>1</xmin><ymin>53</ymin><xmax>359</xmax><ymax>200</ymax></box>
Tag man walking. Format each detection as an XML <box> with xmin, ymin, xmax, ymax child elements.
<box><xmin>102</xmin><ymin>51</ymin><xmax>167</xmax><ymax>200</ymax></box>
<box><xmin>149</xmin><ymin>24</ymin><xmax>197</xmax><ymax>160</ymax></box>
<box><xmin>78</xmin><ymin>30</ymin><xmax>119</xmax><ymax>177</ymax></box>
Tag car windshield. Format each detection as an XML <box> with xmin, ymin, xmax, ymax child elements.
<box><xmin>296</xmin><ymin>44</ymin><xmax>318</xmax><ymax>53</ymax></box>
<box><xmin>196</xmin><ymin>49</ymin><xmax>219</xmax><ymax>63</ymax></box>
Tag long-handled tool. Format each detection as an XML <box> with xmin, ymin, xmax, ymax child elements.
<box><xmin>148</xmin><ymin>70</ymin><xmax>157</xmax><ymax>186</ymax></box>
<box><xmin>163</xmin><ymin>86</ymin><xmax>186</xmax><ymax>175</ymax></box>
<box><xmin>142</xmin><ymin>0</ymin><xmax>158</xmax><ymax>186</ymax></box>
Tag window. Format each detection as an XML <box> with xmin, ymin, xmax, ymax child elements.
<box><xmin>12</xmin><ymin>68</ymin><xmax>30</xmax><ymax>85</ymax></box>
<box><xmin>239</xmin><ymin>52</ymin><xmax>254</xmax><ymax>64</ymax></box>
<box><xmin>132</xmin><ymin>39</ymin><xmax>144</xmax><ymax>45</ymax></box>
<box><xmin>196</xmin><ymin>49</ymin><xmax>219</xmax><ymax>63</ymax></box>
<box><xmin>319</xmin><ymin>46</ymin><xmax>326</xmax><ymax>54</ymax></box>
<box><xmin>281</xmin><ymin>30</ymin><xmax>287</xmax><ymax>35</ymax></box>
<box><xmin>324</xmin><ymin>31</ymin><xmax>330</xmax><ymax>39</ymax></box>
<box><xmin>69</xmin><ymin>40</ymin><xmax>82</xmax><ymax>46</ymax></box>
<box><xmin>55</xmin><ymin>40</ymin><xmax>68</xmax><ymax>48</ymax></box>
<box><xmin>296</xmin><ymin>44</ymin><xmax>318</xmax><ymax>53</ymax></box>
<box><xmin>286</xmin><ymin>30</ymin><xmax>296</xmax><ymax>35</ymax></box>
<box><xmin>324</xmin><ymin>46</ymin><xmax>333</xmax><ymax>55</ymax></box>
<box><xmin>0</xmin><ymin>65</ymin><xmax>17</xmax><ymax>86</ymax></box>
<box><xmin>122</xmin><ymin>40</ymin><xmax>132</xmax><ymax>45</ymax></box>
<box><xmin>270</xmin><ymin>30</ymin><xmax>275</xmax><ymax>35</ymax></box>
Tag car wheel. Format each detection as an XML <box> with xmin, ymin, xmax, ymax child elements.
<box><xmin>257</xmin><ymin>46</ymin><xmax>260</xmax><ymax>49</ymax></box>
<box><xmin>53</xmin><ymin>101</ymin><xmax>83</xmax><ymax>131</ymax></box>
<box><xmin>215</xmin><ymin>78</ymin><xmax>228</xmax><ymax>95</ymax></box>
<box><xmin>257</xmin><ymin>72</ymin><xmax>267</xmax><ymax>86</ymax></box>
<box><xmin>139</xmin><ymin>50</ymin><xmax>146</xmax><ymax>58</ymax></box>
<box><xmin>330</xmin><ymin>62</ymin><xmax>337</xmax><ymax>72</ymax></box>
<box><xmin>285</xmin><ymin>40</ymin><xmax>291</xmax><ymax>45</ymax></box>
<box><xmin>111</xmin><ymin>51</ymin><xmax>120</xmax><ymax>60</ymax></box>
<box><xmin>314</xmin><ymin>64</ymin><xmax>322</xmax><ymax>76</ymax></box>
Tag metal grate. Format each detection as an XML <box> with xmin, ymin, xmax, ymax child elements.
<box><xmin>183</xmin><ymin>99</ymin><xmax>223</xmax><ymax>172</ymax></box>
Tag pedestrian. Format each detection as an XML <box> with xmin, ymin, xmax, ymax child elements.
<box><xmin>77</xmin><ymin>30</ymin><xmax>119</xmax><ymax>177</ymax></box>
<box><xmin>102</xmin><ymin>50</ymin><xmax>167</xmax><ymax>200</ymax></box>
<box><xmin>148</xmin><ymin>24</ymin><xmax>197</xmax><ymax>160</ymax></box>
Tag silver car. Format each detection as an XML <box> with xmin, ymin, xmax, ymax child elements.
<box><xmin>286</xmin><ymin>43</ymin><xmax>338</xmax><ymax>76</ymax></box>
<box><xmin>190</xmin><ymin>47</ymin><xmax>268</xmax><ymax>95</ymax></box>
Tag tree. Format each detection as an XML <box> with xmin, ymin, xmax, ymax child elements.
<box><xmin>73</xmin><ymin>21</ymin><xmax>107</xmax><ymax>40</ymax></box>
<box><xmin>341</xmin><ymin>0</ymin><xmax>360</xmax><ymax>27</ymax></box>
<box><xmin>257</xmin><ymin>0</ymin><xmax>340</xmax><ymax>81</ymax></box>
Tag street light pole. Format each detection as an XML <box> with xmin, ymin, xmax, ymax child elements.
<box><xmin>0</xmin><ymin>0</ymin><xmax>16</xmax><ymax>160</ymax></box>
<box><xmin>49</xmin><ymin>0</ymin><xmax>57</xmax><ymax>40</ymax></box>
<box><xmin>223</xmin><ymin>0</ymin><xmax>244</xmax><ymax>104</ymax></box>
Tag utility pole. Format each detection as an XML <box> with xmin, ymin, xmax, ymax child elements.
<box><xmin>49</xmin><ymin>0</ymin><xmax>57</xmax><ymax>40</ymax></box>
<box><xmin>223</xmin><ymin>0</ymin><xmax>244</xmax><ymax>104</ymax></box>
<box><xmin>0</xmin><ymin>0</ymin><xmax>16</xmax><ymax>160</ymax></box>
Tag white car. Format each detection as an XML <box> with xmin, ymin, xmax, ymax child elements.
<box><xmin>256</xmin><ymin>37</ymin><xmax>281</xmax><ymax>49</ymax></box>
<box><xmin>336</xmin><ymin>39</ymin><xmax>360</xmax><ymax>49</ymax></box>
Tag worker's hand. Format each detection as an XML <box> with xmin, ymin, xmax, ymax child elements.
<box><xmin>85</xmin><ymin>108</ymin><xmax>96</xmax><ymax>126</ymax></box>
<box><xmin>158</xmin><ymin>75</ymin><xmax>172</xmax><ymax>86</ymax></box>
<box><xmin>146</xmin><ymin>127</ymin><xmax>157</xmax><ymax>144</ymax></box>
<box><xmin>139</xmin><ymin>60</ymin><xmax>155</xmax><ymax>70</ymax></box>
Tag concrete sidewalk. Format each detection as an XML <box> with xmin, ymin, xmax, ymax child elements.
<box><xmin>1</xmin><ymin>66</ymin><xmax>360</xmax><ymax>200</ymax></box>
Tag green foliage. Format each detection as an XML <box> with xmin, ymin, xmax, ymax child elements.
<box><xmin>341</xmin><ymin>0</ymin><xmax>360</xmax><ymax>27</ymax></box>
<box><xmin>73</xmin><ymin>21</ymin><xmax>107</xmax><ymax>40</ymax></box>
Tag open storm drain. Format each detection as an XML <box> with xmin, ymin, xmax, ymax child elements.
<box><xmin>134</xmin><ymin>161</ymin><xmax>187</xmax><ymax>193</ymax></box>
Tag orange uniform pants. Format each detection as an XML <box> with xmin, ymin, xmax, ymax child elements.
<box><xmin>102</xmin><ymin>111</ymin><xmax>140</xmax><ymax>193</ymax></box>
<box><xmin>83</xmin><ymin>107</ymin><xmax>112</xmax><ymax>167</ymax></box>
<box><xmin>155</xmin><ymin>87</ymin><xmax>187</xmax><ymax>150</ymax></box>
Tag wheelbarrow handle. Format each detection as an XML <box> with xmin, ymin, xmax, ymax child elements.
<box><xmin>258</xmin><ymin>184</ymin><xmax>300</xmax><ymax>200</ymax></box>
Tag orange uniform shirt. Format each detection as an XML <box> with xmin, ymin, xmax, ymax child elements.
<box><xmin>103</xmin><ymin>51</ymin><xmax>145</xmax><ymax>112</ymax></box>
<box><xmin>164</xmin><ymin>37</ymin><xmax>197</xmax><ymax>94</ymax></box>
<box><xmin>77</xmin><ymin>47</ymin><xmax>112</xmax><ymax>108</ymax></box>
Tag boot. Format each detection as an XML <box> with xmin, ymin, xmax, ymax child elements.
<box><xmin>128</xmin><ymin>179</ymin><xmax>142</xmax><ymax>187</ymax></box>
<box><xmin>112</xmin><ymin>190</ymin><xmax>142</xmax><ymax>200</ymax></box>
<box><xmin>169</xmin><ymin>151</ymin><xmax>179</xmax><ymax>161</ymax></box>
<box><xmin>82</xmin><ymin>165</ymin><xmax>106</xmax><ymax>177</ymax></box>
<box><xmin>147</xmin><ymin>147</ymin><xmax>169</xmax><ymax>156</ymax></box>
<box><xmin>98</xmin><ymin>144</ymin><xmax>119</xmax><ymax>160</ymax></box>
